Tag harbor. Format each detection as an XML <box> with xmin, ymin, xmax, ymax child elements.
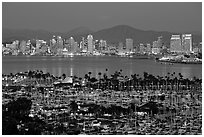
<box><xmin>2</xmin><ymin>70</ymin><xmax>202</xmax><ymax>135</ymax></box>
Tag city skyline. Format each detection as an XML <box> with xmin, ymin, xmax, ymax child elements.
<box><xmin>2</xmin><ymin>2</ymin><xmax>202</xmax><ymax>33</ymax></box>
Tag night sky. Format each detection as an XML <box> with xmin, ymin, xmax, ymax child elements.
<box><xmin>2</xmin><ymin>2</ymin><xmax>202</xmax><ymax>33</ymax></box>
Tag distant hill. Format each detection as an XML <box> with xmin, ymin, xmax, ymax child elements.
<box><xmin>2</xmin><ymin>25</ymin><xmax>202</xmax><ymax>45</ymax></box>
<box><xmin>92</xmin><ymin>25</ymin><xmax>173</xmax><ymax>45</ymax></box>
<box><xmin>92</xmin><ymin>25</ymin><xmax>202</xmax><ymax>45</ymax></box>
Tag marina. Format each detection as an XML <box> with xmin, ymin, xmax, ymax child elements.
<box><xmin>2</xmin><ymin>69</ymin><xmax>202</xmax><ymax>135</ymax></box>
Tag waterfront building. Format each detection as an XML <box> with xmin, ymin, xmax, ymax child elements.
<box><xmin>69</xmin><ymin>37</ymin><xmax>76</xmax><ymax>53</ymax></box>
<box><xmin>152</xmin><ymin>41</ymin><xmax>160</xmax><ymax>54</ymax></box>
<box><xmin>118</xmin><ymin>42</ymin><xmax>124</xmax><ymax>54</ymax></box>
<box><xmin>40</xmin><ymin>43</ymin><xmax>48</xmax><ymax>54</ymax></box>
<box><xmin>146</xmin><ymin>43</ymin><xmax>152</xmax><ymax>54</ymax></box>
<box><xmin>94</xmin><ymin>40</ymin><xmax>100</xmax><ymax>51</ymax></box>
<box><xmin>193</xmin><ymin>42</ymin><xmax>202</xmax><ymax>53</ymax></box>
<box><xmin>57</xmin><ymin>36</ymin><xmax>63</xmax><ymax>45</ymax></box>
<box><xmin>84</xmin><ymin>38</ymin><xmax>88</xmax><ymax>52</ymax></box>
<box><xmin>170</xmin><ymin>35</ymin><xmax>182</xmax><ymax>53</ymax></box>
<box><xmin>50</xmin><ymin>36</ymin><xmax>57</xmax><ymax>46</ymax></box>
<box><xmin>157</xmin><ymin>36</ymin><xmax>163</xmax><ymax>48</ymax></box>
<box><xmin>139</xmin><ymin>43</ymin><xmax>147</xmax><ymax>54</ymax></box>
<box><xmin>64</xmin><ymin>39</ymin><xmax>69</xmax><ymax>49</ymax></box>
<box><xmin>50</xmin><ymin>36</ymin><xmax>58</xmax><ymax>54</ymax></box>
<box><xmin>74</xmin><ymin>42</ymin><xmax>79</xmax><ymax>53</ymax></box>
<box><xmin>151</xmin><ymin>36</ymin><xmax>164</xmax><ymax>54</ymax></box>
<box><xmin>108</xmin><ymin>44</ymin><xmax>117</xmax><ymax>54</ymax></box>
<box><xmin>6</xmin><ymin>40</ymin><xmax>18</xmax><ymax>50</ymax></box>
<box><xmin>126</xmin><ymin>38</ymin><xmax>133</xmax><ymax>52</ymax></box>
<box><xmin>87</xmin><ymin>34</ymin><xmax>94</xmax><ymax>53</ymax></box>
<box><xmin>36</xmin><ymin>40</ymin><xmax>46</xmax><ymax>49</ymax></box>
<box><xmin>19</xmin><ymin>40</ymin><xmax>27</xmax><ymax>54</ymax></box>
<box><xmin>57</xmin><ymin>36</ymin><xmax>64</xmax><ymax>49</ymax></box>
<box><xmin>36</xmin><ymin>40</ymin><xmax>47</xmax><ymax>54</ymax></box>
<box><xmin>80</xmin><ymin>37</ymin><xmax>85</xmax><ymax>50</ymax></box>
<box><xmin>99</xmin><ymin>40</ymin><xmax>107</xmax><ymax>51</ymax></box>
<box><xmin>36</xmin><ymin>40</ymin><xmax>41</xmax><ymax>49</ymax></box>
<box><xmin>152</xmin><ymin>47</ymin><xmax>160</xmax><ymax>54</ymax></box>
<box><xmin>199</xmin><ymin>42</ymin><xmax>202</xmax><ymax>53</ymax></box>
<box><xmin>182</xmin><ymin>34</ymin><xmax>192</xmax><ymax>53</ymax></box>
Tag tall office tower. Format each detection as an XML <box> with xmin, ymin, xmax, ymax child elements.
<box><xmin>94</xmin><ymin>40</ymin><xmax>100</xmax><ymax>51</ymax></box>
<box><xmin>199</xmin><ymin>42</ymin><xmax>202</xmax><ymax>53</ymax></box>
<box><xmin>152</xmin><ymin>41</ymin><xmax>159</xmax><ymax>54</ymax></box>
<box><xmin>126</xmin><ymin>38</ymin><xmax>133</xmax><ymax>52</ymax></box>
<box><xmin>117</xmin><ymin>42</ymin><xmax>124</xmax><ymax>54</ymax></box>
<box><xmin>74</xmin><ymin>42</ymin><xmax>79</xmax><ymax>52</ymax></box>
<box><xmin>50</xmin><ymin>36</ymin><xmax>57</xmax><ymax>46</ymax></box>
<box><xmin>139</xmin><ymin>43</ymin><xmax>146</xmax><ymax>54</ymax></box>
<box><xmin>170</xmin><ymin>35</ymin><xmax>182</xmax><ymax>52</ymax></box>
<box><xmin>69</xmin><ymin>37</ymin><xmax>76</xmax><ymax>53</ymax></box>
<box><xmin>87</xmin><ymin>34</ymin><xmax>94</xmax><ymax>53</ymax></box>
<box><xmin>182</xmin><ymin>34</ymin><xmax>192</xmax><ymax>53</ymax></box>
<box><xmin>36</xmin><ymin>40</ymin><xmax>41</xmax><ymax>49</ymax></box>
<box><xmin>80</xmin><ymin>37</ymin><xmax>85</xmax><ymax>50</ymax></box>
<box><xmin>99</xmin><ymin>40</ymin><xmax>107</xmax><ymax>51</ymax></box>
<box><xmin>57</xmin><ymin>36</ymin><xmax>63</xmax><ymax>49</ymax></box>
<box><xmin>64</xmin><ymin>39</ymin><xmax>69</xmax><ymax>48</ymax></box>
<box><xmin>19</xmin><ymin>40</ymin><xmax>27</xmax><ymax>53</ymax></box>
<box><xmin>146</xmin><ymin>43</ymin><xmax>152</xmax><ymax>53</ymax></box>
<box><xmin>157</xmin><ymin>36</ymin><xmax>163</xmax><ymax>48</ymax></box>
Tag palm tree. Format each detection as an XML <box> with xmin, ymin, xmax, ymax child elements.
<box><xmin>98</xmin><ymin>72</ymin><xmax>102</xmax><ymax>89</ymax></box>
<box><xmin>88</xmin><ymin>71</ymin><xmax>92</xmax><ymax>79</ymax></box>
<box><xmin>62</xmin><ymin>73</ymin><xmax>66</xmax><ymax>80</ymax></box>
<box><xmin>178</xmin><ymin>73</ymin><xmax>183</xmax><ymax>90</ymax></box>
<box><xmin>78</xmin><ymin>77</ymin><xmax>82</xmax><ymax>89</ymax></box>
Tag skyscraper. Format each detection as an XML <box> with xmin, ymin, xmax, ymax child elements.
<box><xmin>57</xmin><ymin>36</ymin><xmax>63</xmax><ymax>49</ymax></box>
<box><xmin>80</xmin><ymin>37</ymin><xmax>85</xmax><ymax>50</ymax></box>
<box><xmin>87</xmin><ymin>34</ymin><xmax>93</xmax><ymax>53</ymax></box>
<box><xmin>19</xmin><ymin>40</ymin><xmax>27</xmax><ymax>54</ymax></box>
<box><xmin>182</xmin><ymin>34</ymin><xmax>192</xmax><ymax>53</ymax></box>
<box><xmin>146</xmin><ymin>43</ymin><xmax>152</xmax><ymax>53</ymax></box>
<box><xmin>170</xmin><ymin>35</ymin><xmax>182</xmax><ymax>52</ymax></box>
<box><xmin>157</xmin><ymin>36</ymin><xmax>163</xmax><ymax>48</ymax></box>
<box><xmin>126</xmin><ymin>38</ymin><xmax>133</xmax><ymax>52</ymax></box>
<box><xmin>99</xmin><ymin>40</ymin><xmax>107</xmax><ymax>51</ymax></box>
<box><xmin>69</xmin><ymin>37</ymin><xmax>75</xmax><ymax>53</ymax></box>
<box><xmin>139</xmin><ymin>43</ymin><xmax>146</xmax><ymax>54</ymax></box>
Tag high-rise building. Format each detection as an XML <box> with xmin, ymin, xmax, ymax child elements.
<box><xmin>99</xmin><ymin>40</ymin><xmax>107</xmax><ymax>51</ymax></box>
<box><xmin>146</xmin><ymin>43</ymin><xmax>152</xmax><ymax>53</ymax></box>
<box><xmin>80</xmin><ymin>37</ymin><xmax>85</xmax><ymax>50</ymax></box>
<box><xmin>69</xmin><ymin>37</ymin><xmax>75</xmax><ymax>53</ymax></box>
<box><xmin>36</xmin><ymin>40</ymin><xmax>46</xmax><ymax>49</ymax></box>
<box><xmin>19</xmin><ymin>40</ymin><xmax>27</xmax><ymax>53</ymax></box>
<box><xmin>182</xmin><ymin>34</ymin><xmax>192</xmax><ymax>53</ymax></box>
<box><xmin>87</xmin><ymin>34</ymin><xmax>94</xmax><ymax>53</ymax></box>
<box><xmin>139</xmin><ymin>43</ymin><xmax>147</xmax><ymax>54</ymax></box>
<box><xmin>126</xmin><ymin>38</ymin><xmax>133</xmax><ymax>52</ymax></box>
<box><xmin>57</xmin><ymin>36</ymin><xmax>63</xmax><ymax>45</ymax></box>
<box><xmin>94</xmin><ymin>40</ymin><xmax>100</xmax><ymax>51</ymax></box>
<box><xmin>152</xmin><ymin>41</ymin><xmax>160</xmax><ymax>54</ymax></box>
<box><xmin>170</xmin><ymin>35</ymin><xmax>182</xmax><ymax>52</ymax></box>
<box><xmin>157</xmin><ymin>36</ymin><xmax>163</xmax><ymax>48</ymax></box>
<box><xmin>51</xmin><ymin>36</ymin><xmax>57</xmax><ymax>46</ymax></box>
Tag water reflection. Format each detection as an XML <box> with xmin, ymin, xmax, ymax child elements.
<box><xmin>2</xmin><ymin>56</ymin><xmax>202</xmax><ymax>79</ymax></box>
<box><xmin>70</xmin><ymin>66</ymin><xmax>74</xmax><ymax>76</ymax></box>
<box><xmin>180</xmin><ymin>66</ymin><xmax>192</xmax><ymax>78</ymax></box>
